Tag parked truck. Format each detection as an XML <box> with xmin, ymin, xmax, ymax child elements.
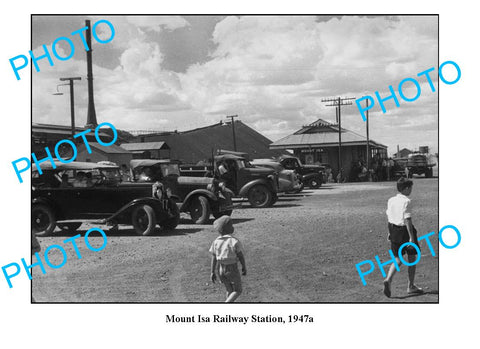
<box><xmin>277</xmin><ymin>155</ymin><xmax>325</xmax><ymax>188</ymax></box>
<box><xmin>405</xmin><ymin>153</ymin><xmax>435</xmax><ymax>178</ymax></box>
<box><xmin>130</xmin><ymin>159</ymin><xmax>233</xmax><ymax>224</ymax></box>
<box><xmin>180</xmin><ymin>154</ymin><xmax>279</xmax><ymax>208</ymax></box>
<box><xmin>393</xmin><ymin>153</ymin><xmax>435</xmax><ymax>178</ymax></box>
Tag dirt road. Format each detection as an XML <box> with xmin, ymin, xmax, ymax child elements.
<box><xmin>33</xmin><ymin>178</ymin><xmax>439</xmax><ymax>303</ymax></box>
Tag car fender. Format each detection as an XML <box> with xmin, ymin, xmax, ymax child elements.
<box><xmin>180</xmin><ymin>189</ymin><xmax>217</xmax><ymax>212</ymax></box>
<box><xmin>31</xmin><ymin>196</ymin><xmax>64</xmax><ymax>220</ymax></box>
<box><xmin>106</xmin><ymin>197</ymin><xmax>166</xmax><ymax>222</ymax></box>
<box><xmin>239</xmin><ymin>179</ymin><xmax>274</xmax><ymax>197</ymax></box>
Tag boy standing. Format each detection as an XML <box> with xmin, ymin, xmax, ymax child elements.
<box><xmin>209</xmin><ymin>215</ymin><xmax>247</xmax><ymax>302</ymax></box>
<box><xmin>383</xmin><ymin>177</ymin><xmax>424</xmax><ymax>298</ymax></box>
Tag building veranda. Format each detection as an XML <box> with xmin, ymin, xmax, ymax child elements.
<box><xmin>270</xmin><ymin>118</ymin><xmax>387</xmax><ymax>181</ymax></box>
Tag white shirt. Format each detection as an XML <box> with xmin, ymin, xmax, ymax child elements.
<box><xmin>209</xmin><ymin>235</ymin><xmax>243</xmax><ymax>265</ymax></box>
<box><xmin>386</xmin><ymin>193</ymin><xmax>412</xmax><ymax>226</ymax></box>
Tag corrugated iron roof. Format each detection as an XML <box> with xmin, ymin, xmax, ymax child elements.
<box><xmin>270</xmin><ymin>118</ymin><xmax>387</xmax><ymax>149</ymax></box>
<box><xmin>32</xmin><ymin>123</ymin><xmax>111</xmax><ymax>139</ymax></box>
<box><xmin>80</xmin><ymin>142</ymin><xmax>132</xmax><ymax>154</ymax></box>
<box><xmin>120</xmin><ymin>142</ymin><xmax>169</xmax><ymax>151</ymax></box>
<box><xmin>127</xmin><ymin>121</ymin><xmax>285</xmax><ymax>164</ymax></box>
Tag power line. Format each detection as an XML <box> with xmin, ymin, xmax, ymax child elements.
<box><xmin>226</xmin><ymin>114</ymin><xmax>239</xmax><ymax>151</ymax></box>
<box><xmin>321</xmin><ymin>96</ymin><xmax>355</xmax><ymax>178</ymax></box>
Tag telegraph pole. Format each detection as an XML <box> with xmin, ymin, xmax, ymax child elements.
<box><xmin>322</xmin><ymin>96</ymin><xmax>355</xmax><ymax>178</ymax></box>
<box><xmin>366</xmin><ymin>98</ymin><xmax>370</xmax><ymax>171</ymax></box>
<box><xmin>54</xmin><ymin>77</ymin><xmax>82</xmax><ymax>139</ymax></box>
<box><xmin>226</xmin><ymin>114</ymin><xmax>239</xmax><ymax>151</ymax></box>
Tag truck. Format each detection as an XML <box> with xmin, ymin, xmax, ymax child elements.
<box><xmin>129</xmin><ymin>159</ymin><xmax>233</xmax><ymax>224</ymax></box>
<box><xmin>180</xmin><ymin>154</ymin><xmax>279</xmax><ymax>208</ymax></box>
<box><xmin>277</xmin><ymin>155</ymin><xmax>325</xmax><ymax>188</ymax></box>
<box><xmin>405</xmin><ymin>153</ymin><xmax>435</xmax><ymax>178</ymax></box>
<box><xmin>394</xmin><ymin>153</ymin><xmax>435</xmax><ymax>178</ymax></box>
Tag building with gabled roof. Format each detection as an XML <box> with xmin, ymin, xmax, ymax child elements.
<box><xmin>127</xmin><ymin>120</ymin><xmax>285</xmax><ymax>164</ymax></box>
<box><xmin>76</xmin><ymin>142</ymin><xmax>133</xmax><ymax>168</ymax></box>
<box><xmin>270</xmin><ymin>118</ymin><xmax>387</xmax><ymax>180</ymax></box>
<box><xmin>120</xmin><ymin>141</ymin><xmax>170</xmax><ymax>159</ymax></box>
<box><xmin>393</xmin><ymin>148</ymin><xmax>413</xmax><ymax>159</ymax></box>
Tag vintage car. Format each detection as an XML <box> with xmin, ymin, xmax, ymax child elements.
<box><xmin>180</xmin><ymin>154</ymin><xmax>279</xmax><ymax>208</ymax></box>
<box><xmin>250</xmin><ymin>159</ymin><xmax>303</xmax><ymax>193</ymax></box>
<box><xmin>129</xmin><ymin>159</ymin><xmax>233</xmax><ymax>224</ymax></box>
<box><xmin>277</xmin><ymin>155</ymin><xmax>325</xmax><ymax>188</ymax></box>
<box><xmin>32</xmin><ymin>161</ymin><xmax>180</xmax><ymax>236</ymax></box>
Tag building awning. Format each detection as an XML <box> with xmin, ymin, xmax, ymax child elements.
<box><xmin>32</xmin><ymin>123</ymin><xmax>111</xmax><ymax>140</ymax></box>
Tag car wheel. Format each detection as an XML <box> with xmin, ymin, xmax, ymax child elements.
<box><xmin>162</xmin><ymin>201</ymin><xmax>180</xmax><ymax>230</ymax></box>
<box><xmin>425</xmin><ymin>168</ymin><xmax>433</xmax><ymax>178</ymax></box>
<box><xmin>189</xmin><ymin>196</ymin><xmax>211</xmax><ymax>224</ymax></box>
<box><xmin>57</xmin><ymin>222</ymin><xmax>82</xmax><ymax>232</ymax></box>
<box><xmin>308</xmin><ymin>178</ymin><xmax>321</xmax><ymax>188</ymax></box>
<box><xmin>131</xmin><ymin>205</ymin><xmax>156</xmax><ymax>236</ymax></box>
<box><xmin>248</xmin><ymin>185</ymin><xmax>273</xmax><ymax>208</ymax></box>
<box><xmin>32</xmin><ymin>204</ymin><xmax>56</xmax><ymax>236</ymax></box>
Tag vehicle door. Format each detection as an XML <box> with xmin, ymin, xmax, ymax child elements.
<box><xmin>78</xmin><ymin>169</ymin><xmax>151</xmax><ymax>218</ymax></box>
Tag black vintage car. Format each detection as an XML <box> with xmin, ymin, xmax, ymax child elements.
<box><xmin>180</xmin><ymin>154</ymin><xmax>279</xmax><ymax>208</ymax></box>
<box><xmin>130</xmin><ymin>159</ymin><xmax>233</xmax><ymax>224</ymax></box>
<box><xmin>278</xmin><ymin>155</ymin><xmax>325</xmax><ymax>188</ymax></box>
<box><xmin>32</xmin><ymin>161</ymin><xmax>180</xmax><ymax>236</ymax></box>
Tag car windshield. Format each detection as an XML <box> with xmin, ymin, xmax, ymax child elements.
<box><xmin>160</xmin><ymin>163</ymin><xmax>180</xmax><ymax>176</ymax></box>
<box><xmin>32</xmin><ymin>168</ymin><xmax>121</xmax><ymax>188</ymax></box>
<box><xmin>237</xmin><ymin>159</ymin><xmax>254</xmax><ymax>169</ymax></box>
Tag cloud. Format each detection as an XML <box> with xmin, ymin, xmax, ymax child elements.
<box><xmin>126</xmin><ymin>16</ymin><xmax>190</xmax><ymax>32</ymax></box>
<box><xmin>177</xmin><ymin>15</ymin><xmax>438</xmax><ymax>148</ymax></box>
<box><xmin>32</xmin><ymin>15</ymin><xmax>438</xmax><ymax>154</ymax></box>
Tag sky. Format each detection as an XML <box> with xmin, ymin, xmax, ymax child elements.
<box><xmin>31</xmin><ymin>15</ymin><xmax>438</xmax><ymax>155</ymax></box>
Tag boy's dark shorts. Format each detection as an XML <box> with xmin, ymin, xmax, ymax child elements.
<box><xmin>388</xmin><ymin>223</ymin><xmax>421</xmax><ymax>257</ymax></box>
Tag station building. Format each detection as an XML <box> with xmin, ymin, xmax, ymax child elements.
<box><xmin>269</xmin><ymin>118</ymin><xmax>387</xmax><ymax>178</ymax></box>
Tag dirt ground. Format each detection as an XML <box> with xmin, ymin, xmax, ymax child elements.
<box><xmin>33</xmin><ymin>178</ymin><xmax>438</xmax><ymax>303</ymax></box>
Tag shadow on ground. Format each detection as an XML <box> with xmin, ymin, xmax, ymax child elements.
<box><xmin>390</xmin><ymin>289</ymin><xmax>439</xmax><ymax>300</ymax></box>
<box><xmin>47</xmin><ymin>226</ymin><xmax>204</xmax><ymax>237</ymax></box>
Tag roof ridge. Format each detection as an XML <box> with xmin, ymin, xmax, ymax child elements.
<box><xmin>179</xmin><ymin>121</ymin><xmax>224</xmax><ymax>134</ymax></box>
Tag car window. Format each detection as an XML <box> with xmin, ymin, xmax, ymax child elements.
<box><xmin>161</xmin><ymin>164</ymin><xmax>180</xmax><ymax>176</ymax></box>
<box><xmin>236</xmin><ymin>160</ymin><xmax>245</xmax><ymax>169</ymax></box>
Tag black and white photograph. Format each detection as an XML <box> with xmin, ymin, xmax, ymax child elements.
<box><xmin>2</xmin><ymin>2</ymin><xmax>478</xmax><ymax>348</ymax></box>
<box><xmin>30</xmin><ymin>14</ymin><xmax>439</xmax><ymax>303</ymax></box>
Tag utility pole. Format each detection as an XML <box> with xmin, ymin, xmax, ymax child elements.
<box><xmin>54</xmin><ymin>77</ymin><xmax>82</xmax><ymax>139</ymax></box>
<box><xmin>365</xmin><ymin>98</ymin><xmax>370</xmax><ymax>171</ymax></box>
<box><xmin>322</xmin><ymin>96</ymin><xmax>355</xmax><ymax>177</ymax></box>
<box><xmin>226</xmin><ymin>114</ymin><xmax>239</xmax><ymax>151</ymax></box>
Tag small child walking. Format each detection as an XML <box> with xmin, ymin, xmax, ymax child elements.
<box><xmin>383</xmin><ymin>177</ymin><xmax>424</xmax><ymax>298</ymax></box>
<box><xmin>209</xmin><ymin>215</ymin><xmax>247</xmax><ymax>302</ymax></box>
